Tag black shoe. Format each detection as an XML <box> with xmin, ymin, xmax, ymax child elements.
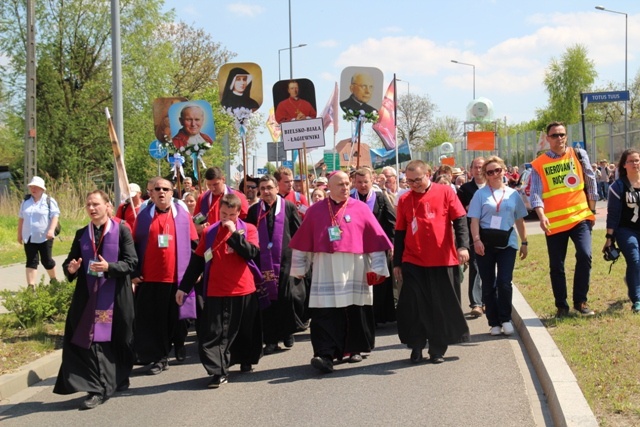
<box><xmin>310</xmin><ymin>356</ymin><xmax>334</xmax><ymax>373</ymax></box>
<box><xmin>574</xmin><ymin>302</ymin><xmax>595</xmax><ymax>316</ymax></box>
<box><xmin>147</xmin><ymin>360</ymin><xmax>168</xmax><ymax>375</ymax></box>
<box><xmin>264</xmin><ymin>343</ymin><xmax>280</xmax><ymax>355</ymax></box>
<box><xmin>80</xmin><ymin>393</ymin><xmax>104</xmax><ymax>410</ymax></box>
<box><xmin>556</xmin><ymin>307</ymin><xmax>570</xmax><ymax>318</ymax></box>
<box><xmin>410</xmin><ymin>348</ymin><xmax>423</xmax><ymax>364</ymax></box>
<box><xmin>348</xmin><ymin>353</ymin><xmax>363</xmax><ymax>363</ymax></box>
<box><xmin>430</xmin><ymin>354</ymin><xmax>445</xmax><ymax>364</ymax></box>
<box><xmin>116</xmin><ymin>379</ymin><xmax>130</xmax><ymax>392</ymax></box>
<box><xmin>175</xmin><ymin>346</ymin><xmax>186</xmax><ymax>362</ymax></box>
<box><xmin>240</xmin><ymin>364</ymin><xmax>252</xmax><ymax>373</ymax></box>
<box><xmin>283</xmin><ymin>335</ymin><xmax>295</xmax><ymax>348</ymax></box>
<box><xmin>208</xmin><ymin>374</ymin><xmax>228</xmax><ymax>389</ymax></box>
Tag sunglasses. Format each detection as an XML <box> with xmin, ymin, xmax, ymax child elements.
<box><xmin>154</xmin><ymin>187</ymin><xmax>172</xmax><ymax>192</ymax></box>
<box><xmin>549</xmin><ymin>133</ymin><xmax>566</xmax><ymax>139</ymax></box>
<box><xmin>246</xmin><ymin>185</ymin><xmax>257</xmax><ymax>190</ymax></box>
<box><xmin>485</xmin><ymin>167</ymin><xmax>503</xmax><ymax>176</ymax></box>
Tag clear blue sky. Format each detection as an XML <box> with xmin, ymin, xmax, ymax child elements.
<box><xmin>162</xmin><ymin>0</ymin><xmax>638</xmax><ymax>170</ymax></box>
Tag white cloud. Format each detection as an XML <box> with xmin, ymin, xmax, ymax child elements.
<box><xmin>317</xmin><ymin>39</ymin><xmax>339</xmax><ymax>48</ymax></box>
<box><xmin>319</xmin><ymin>71</ymin><xmax>335</xmax><ymax>81</ymax></box>
<box><xmin>227</xmin><ymin>3</ymin><xmax>265</xmax><ymax>18</ymax></box>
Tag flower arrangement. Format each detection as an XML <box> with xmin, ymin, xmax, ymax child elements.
<box><xmin>225</xmin><ymin>106</ymin><xmax>254</xmax><ymax>128</ymax></box>
<box><xmin>343</xmin><ymin>108</ymin><xmax>379</xmax><ymax>124</ymax></box>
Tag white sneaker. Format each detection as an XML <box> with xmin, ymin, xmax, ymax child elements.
<box><xmin>502</xmin><ymin>322</ymin><xmax>514</xmax><ymax>336</ymax></box>
<box><xmin>490</xmin><ymin>326</ymin><xmax>502</xmax><ymax>336</ymax></box>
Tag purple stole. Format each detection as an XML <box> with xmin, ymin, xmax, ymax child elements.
<box><xmin>257</xmin><ymin>197</ymin><xmax>284</xmax><ymax>304</ymax></box>
<box><xmin>351</xmin><ymin>189</ymin><xmax>376</xmax><ymax>212</ymax></box>
<box><xmin>134</xmin><ymin>203</ymin><xmax>195</xmax><ymax>319</ymax></box>
<box><xmin>71</xmin><ymin>219</ymin><xmax>119</xmax><ymax>349</ymax></box>
<box><xmin>203</xmin><ymin>219</ymin><xmax>264</xmax><ymax>305</ymax></box>
<box><xmin>199</xmin><ymin>185</ymin><xmax>235</xmax><ymax>217</ymax></box>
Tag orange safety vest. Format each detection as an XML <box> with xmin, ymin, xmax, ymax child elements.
<box><xmin>531</xmin><ymin>148</ymin><xmax>595</xmax><ymax>235</ymax></box>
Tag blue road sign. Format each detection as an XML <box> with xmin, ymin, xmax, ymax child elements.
<box><xmin>572</xmin><ymin>141</ymin><xmax>585</xmax><ymax>150</ymax></box>
<box><xmin>257</xmin><ymin>168</ymin><xmax>268</xmax><ymax>175</ymax></box>
<box><xmin>583</xmin><ymin>90</ymin><xmax>630</xmax><ymax>104</ymax></box>
<box><xmin>282</xmin><ymin>161</ymin><xmax>293</xmax><ymax>170</ymax></box>
<box><xmin>149</xmin><ymin>140</ymin><xmax>168</xmax><ymax>159</ymax></box>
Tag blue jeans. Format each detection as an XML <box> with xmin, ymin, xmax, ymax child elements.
<box><xmin>476</xmin><ymin>247</ymin><xmax>517</xmax><ymax>327</ymax></box>
<box><xmin>615</xmin><ymin>227</ymin><xmax>640</xmax><ymax>304</ymax></box>
<box><xmin>545</xmin><ymin>220</ymin><xmax>592</xmax><ymax>309</ymax></box>
<box><xmin>468</xmin><ymin>245</ymin><xmax>483</xmax><ymax>307</ymax></box>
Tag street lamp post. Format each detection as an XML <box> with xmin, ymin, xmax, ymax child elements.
<box><xmin>396</xmin><ymin>78</ymin><xmax>410</xmax><ymax>94</ymax></box>
<box><xmin>278</xmin><ymin>44</ymin><xmax>307</xmax><ymax>80</ymax></box>
<box><xmin>451</xmin><ymin>60</ymin><xmax>476</xmax><ymax>100</ymax></box>
<box><xmin>596</xmin><ymin>5</ymin><xmax>629</xmax><ymax>148</ymax></box>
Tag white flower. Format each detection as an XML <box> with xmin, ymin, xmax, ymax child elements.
<box><xmin>194</xmin><ymin>144</ymin><xmax>199</xmax><ymax>151</ymax></box>
<box><xmin>180</xmin><ymin>147</ymin><xmax>185</xmax><ymax>152</ymax></box>
<box><xmin>186</xmin><ymin>149</ymin><xmax>192</xmax><ymax>155</ymax></box>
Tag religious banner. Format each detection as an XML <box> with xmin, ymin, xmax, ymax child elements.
<box><xmin>272</xmin><ymin>78</ymin><xmax>317</xmax><ymax>124</ymax></box>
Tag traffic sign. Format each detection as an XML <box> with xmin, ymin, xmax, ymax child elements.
<box><xmin>267</xmin><ymin>142</ymin><xmax>286</xmax><ymax>162</ymax></box>
<box><xmin>257</xmin><ymin>168</ymin><xmax>268</xmax><ymax>175</ymax></box>
<box><xmin>149</xmin><ymin>140</ymin><xmax>168</xmax><ymax>159</ymax></box>
<box><xmin>282</xmin><ymin>161</ymin><xmax>293</xmax><ymax>170</ymax></box>
<box><xmin>572</xmin><ymin>141</ymin><xmax>585</xmax><ymax>150</ymax></box>
<box><xmin>323</xmin><ymin>151</ymin><xmax>340</xmax><ymax>172</ymax></box>
<box><xmin>583</xmin><ymin>90</ymin><xmax>629</xmax><ymax>105</ymax></box>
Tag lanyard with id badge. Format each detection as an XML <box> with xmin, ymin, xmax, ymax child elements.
<box><xmin>490</xmin><ymin>187</ymin><xmax>506</xmax><ymax>229</ymax></box>
<box><xmin>157</xmin><ymin>210</ymin><xmax>172</xmax><ymax>249</ymax></box>
<box><xmin>327</xmin><ymin>198</ymin><xmax>350</xmax><ymax>242</ymax></box>
<box><xmin>88</xmin><ymin>223</ymin><xmax>107</xmax><ymax>277</ymax></box>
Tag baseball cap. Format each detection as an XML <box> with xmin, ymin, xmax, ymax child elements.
<box><xmin>129</xmin><ymin>183</ymin><xmax>141</xmax><ymax>197</ymax></box>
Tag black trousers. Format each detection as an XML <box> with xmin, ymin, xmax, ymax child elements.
<box><xmin>309</xmin><ymin>305</ymin><xmax>375</xmax><ymax>360</ymax></box>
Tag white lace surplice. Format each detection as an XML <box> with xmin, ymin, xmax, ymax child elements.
<box><xmin>290</xmin><ymin>250</ymin><xmax>389</xmax><ymax>309</ymax></box>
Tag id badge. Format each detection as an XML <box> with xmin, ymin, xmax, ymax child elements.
<box><xmin>490</xmin><ymin>215</ymin><xmax>502</xmax><ymax>229</ymax></box>
<box><xmin>411</xmin><ymin>218</ymin><xmax>418</xmax><ymax>234</ymax></box>
<box><xmin>328</xmin><ymin>226</ymin><xmax>342</xmax><ymax>242</ymax></box>
<box><xmin>193</xmin><ymin>213</ymin><xmax>206</xmax><ymax>225</ymax></box>
<box><xmin>87</xmin><ymin>259</ymin><xmax>104</xmax><ymax>277</ymax></box>
<box><xmin>298</xmin><ymin>204</ymin><xmax>308</xmax><ymax>214</ymax></box>
<box><xmin>158</xmin><ymin>234</ymin><xmax>170</xmax><ymax>248</ymax></box>
<box><xmin>204</xmin><ymin>248</ymin><xmax>213</xmax><ymax>262</ymax></box>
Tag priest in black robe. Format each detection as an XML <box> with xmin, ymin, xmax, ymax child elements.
<box><xmin>246</xmin><ymin>174</ymin><xmax>306</xmax><ymax>354</ymax></box>
<box><xmin>54</xmin><ymin>190</ymin><xmax>137</xmax><ymax>410</ymax></box>
<box><xmin>351</xmin><ymin>168</ymin><xmax>397</xmax><ymax>324</ymax></box>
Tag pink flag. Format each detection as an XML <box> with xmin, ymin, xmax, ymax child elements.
<box><xmin>321</xmin><ymin>82</ymin><xmax>339</xmax><ymax>134</ymax></box>
<box><xmin>372</xmin><ymin>79</ymin><xmax>396</xmax><ymax>150</ymax></box>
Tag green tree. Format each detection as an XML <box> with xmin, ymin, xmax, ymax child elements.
<box><xmin>426</xmin><ymin>115</ymin><xmax>462</xmax><ymax>149</ymax></box>
<box><xmin>396</xmin><ymin>92</ymin><xmax>438</xmax><ymax>152</ymax></box>
<box><xmin>537</xmin><ymin>44</ymin><xmax>598</xmax><ymax>126</ymax></box>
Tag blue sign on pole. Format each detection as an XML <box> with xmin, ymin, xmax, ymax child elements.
<box><xmin>149</xmin><ymin>140</ymin><xmax>168</xmax><ymax>159</ymax></box>
<box><xmin>282</xmin><ymin>161</ymin><xmax>293</xmax><ymax>170</ymax></box>
<box><xmin>257</xmin><ymin>168</ymin><xmax>268</xmax><ymax>175</ymax></box>
<box><xmin>583</xmin><ymin>90</ymin><xmax>630</xmax><ymax>105</ymax></box>
<box><xmin>572</xmin><ymin>141</ymin><xmax>585</xmax><ymax>150</ymax></box>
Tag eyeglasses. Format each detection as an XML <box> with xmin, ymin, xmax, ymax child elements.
<box><xmin>405</xmin><ymin>176</ymin><xmax>426</xmax><ymax>185</ymax></box>
<box><xmin>548</xmin><ymin>133</ymin><xmax>566</xmax><ymax>139</ymax></box>
<box><xmin>154</xmin><ymin>187</ymin><xmax>172</xmax><ymax>192</ymax></box>
<box><xmin>626</xmin><ymin>159</ymin><xmax>640</xmax><ymax>164</ymax></box>
<box><xmin>485</xmin><ymin>167</ymin><xmax>503</xmax><ymax>176</ymax></box>
<box><xmin>246</xmin><ymin>185</ymin><xmax>257</xmax><ymax>190</ymax></box>
<box><xmin>260</xmin><ymin>186</ymin><xmax>276</xmax><ymax>191</ymax></box>
<box><xmin>354</xmin><ymin>84</ymin><xmax>374</xmax><ymax>91</ymax></box>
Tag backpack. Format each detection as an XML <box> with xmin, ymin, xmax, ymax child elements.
<box><xmin>23</xmin><ymin>193</ymin><xmax>61</xmax><ymax>236</ymax></box>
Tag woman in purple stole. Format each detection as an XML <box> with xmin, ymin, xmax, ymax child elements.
<box><xmin>54</xmin><ymin>190</ymin><xmax>137</xmax><ymax>410</ymax></box>
<box><xmin>246</xmin><ymin>175</ymin><xmax>305</xmax><ymax>354</ymax></box>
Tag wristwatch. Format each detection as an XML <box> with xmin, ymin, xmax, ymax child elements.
<box><xmin>521</xmin><ymin>241</ymin><xmax>528</xmax><ymax>246</ymax></box>
<box><xmin>605</xmin><ymin>233</ymin><xmax>614</xmax><ymax>240</ymax></box>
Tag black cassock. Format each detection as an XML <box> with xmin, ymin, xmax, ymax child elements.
<box><xmin>357</xmin><ymin>190</ymin><xmax>396</xmax><ymax>324</ymax></box>
<box><xmin>54</xmin><ymin>223</ymin><xmax>137</xmax><ymax>398</ymax></box>
<box><xmin>246</xmin><ymin>198</ymin><xmax>307</xmax><ymax>344</ymax></box>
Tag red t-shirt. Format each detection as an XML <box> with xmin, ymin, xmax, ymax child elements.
<box><xmin>195</xmin><ymin>189</ymin><xmax>249</xmax><ymax>224</ymax></box>
<box><xmin>142</xmin><ymin>210</ymin><xmax>198</xmax><ymax>283</ymax></box>
<box><xmin>396</xmin><ymin>184</ymin><xmax>466</xmax><ymax>267</ymax></box>
<box><xmin>195</xmin><ymin>223</ymin><xmax>258</xmax><ymax>297</ymax></box>
<box><xmin>115</xmin><ymin>202</ymin><xmax>140</xmax><ymax>233</ymax></box>
<box><xmin>282</xmin><ymin>191</ymin><xmax>309</xmax><ymax>217</ymax></box>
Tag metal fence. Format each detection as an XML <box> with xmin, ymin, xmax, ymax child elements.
<box><xmin>419</xmin><ymin>118</ymin><xmax>640</xmax><ymax>169</ymax></box>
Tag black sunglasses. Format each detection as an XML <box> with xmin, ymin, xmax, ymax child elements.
<box><xmin>485</xmin><ymin>167</ymin><xmax>503</xmax><ymax>176</ymax></box>
<box><xmin>246</xmin><ymin>185</ymin><xmax>257</xmax><ymax>190</ymax></box>
<box><xmin>154</xmin><ymin>187</ymin><xmax>172</xmax><ymax>192</ymax></box>
<box><xmin>549</xmin><ymin>133</ymin><xmax>566</xmax><ymax>139</ymax></box>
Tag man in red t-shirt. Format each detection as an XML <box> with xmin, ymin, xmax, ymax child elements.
<box><xmin>194</xmin><ymin>167</ymin><xmax>249</xmax><ymax>234</ymax></box>
<box><xmin>176</xmin><ymin>193</ymin><xmax>262</xmax><ymax>389</ymax></box>
<box><xmin>274</xmin><ymin>166</ymin><xmax>309</xmax><ymax>217</ymax></box>
<box><xmin>132</xmin><ymin>178</ymin><xmax>198</xmax><ymax>375</ymax></box>
<box><xmin>393</xmin><ymin>160</ymin><xmax>470</xmax><ymax>365</ymax></box>
<box><xmin>115</xmin><ymin>183</ymin><xmax>143</xmax><ymax>232</ymax></box>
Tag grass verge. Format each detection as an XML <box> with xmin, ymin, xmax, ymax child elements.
<box><xmin>514</xmin><ymin>229</ymin><xmax>640</xmax><ymax>426</ymax></box>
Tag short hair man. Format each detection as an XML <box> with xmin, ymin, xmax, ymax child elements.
<box><xmin>177</xmin><ymin>193</ymin><xmax>262</xmax><ymax>388</ymax></box>
<box><xmin>529</xmin><ymin>121</ymin><xmax>598</xmax><ymax>317</ymax></box>
<box><xmin>340</xmin><ymin>73</ymin><xmax>377</xmax><ymax>114</ymax></box>
<box><xmin>194</xmin><ymin>167</ymin><xmax>249</xmax><ymax>232</ymax></box>
<box><xmin>275</xmin><ymin>80</ymin><xmax>317</xmax><ymax>123</ymax></box>
<box><xmin>172</xmin><ymin>105</ymin><xmax>214</xmax><ymax>149</ymax></box>
<box><xmin>274</xmin><ymin>166</ymin><xmax>309</xmax><ymax>217</ymax></box>
<box><xmin>289</xmin><ymin>171</ymin><xmax>392</xmax><ymax>373</ymax></box>
<box><xmin>394</xmin><ymin>160</ymin><xmax>470</xmax><ymax>364</ymax></box>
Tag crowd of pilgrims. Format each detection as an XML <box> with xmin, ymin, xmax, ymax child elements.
<box><xmin>53</xmin><ymin>161</ymin><xmax>483</xmax><ymax>410</ymax></box>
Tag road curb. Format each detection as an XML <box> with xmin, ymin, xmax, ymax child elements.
<box><xmin>0</xmin><ymin>349</ymin><xmax>61</xmax><ymax>404</ymax></box>
<box><xmin>512</xmin><ymin>285</ymin><xmax>598</xmax><ymax>427</ymax></box>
